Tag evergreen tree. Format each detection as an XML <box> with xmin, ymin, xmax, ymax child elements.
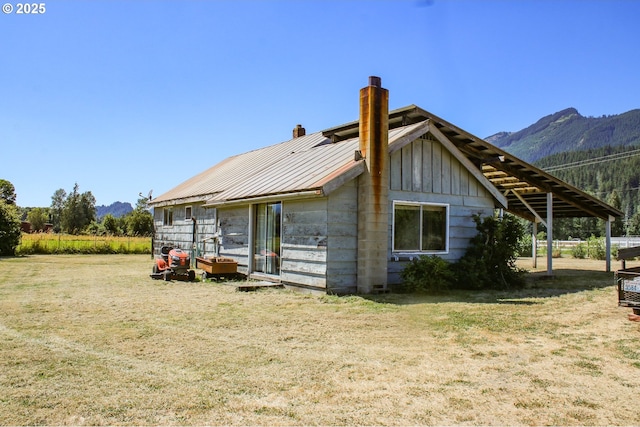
<box><xmin>607</xmin><ymin>190</ymin><xmax>624</xmax><ymax>236</ymax></box>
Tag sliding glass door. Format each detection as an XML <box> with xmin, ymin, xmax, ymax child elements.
<box><xmin>253</xmin><ymin>202</ymin><xmax>281</xmax><ymax>275</ymax></box>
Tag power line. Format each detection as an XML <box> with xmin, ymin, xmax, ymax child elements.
<box><xmin>543</xmin><ymin>147</ymin><xmax>640</xmax><ymax>172</ymax></box>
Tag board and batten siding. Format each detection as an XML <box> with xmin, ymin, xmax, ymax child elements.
<box><xmin>387</xmin><ymin>134</ymin><xmax>496</xmax><ymax>285</ymax></box>
<box><xmin>153</xmin><ymin>204</ymin><xmax>217</xmax><ymax>259</ymax></box>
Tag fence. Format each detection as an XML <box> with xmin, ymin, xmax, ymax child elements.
<box><xmin>538</xmin><ymin>237</ymin><xmax>640</xmax><ymax>250</ymax></box>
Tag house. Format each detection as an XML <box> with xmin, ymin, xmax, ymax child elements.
<box><xmin>148</xmin><ymin>77</ymin><xmax>622</xmax><ymax>294</ymax></box>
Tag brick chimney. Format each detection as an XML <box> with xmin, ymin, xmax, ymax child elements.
<box><xmin>357</xmin><ymin>76</ymin><xmax>389</xmax><ymax>294</ymax></box>
<box><xmin>293</xmin><ymin>124</ymin><xmax>306</xmax><ymax>138</ymax></box>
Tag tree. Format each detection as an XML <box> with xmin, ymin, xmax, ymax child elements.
<box><xmin>80</xmin><ymin>191</ymin><xmax>96</xmax><ymax>228</ymax></box>
<box><xmin>58</xmin><ymin>183</ymin><xmax>96</xmax><ymax>234</ymax></box>
<box><xmin>124</xmin><ymin>197</ymin><xmax>154</xmax><ymax>236</ymax></box>
<box><xmin>27</xmin><ymin>207</ymin><xmax>49</xmax><ymax>232</ymax></box>
<box><xmin>102</xmin><ymin>214</ymin><xmax>120</xmax><ymax>235</ymax></box>
<box><xmin>61</xmin><ymin>184</ymin><xmax>82</xmax><ymax>234</ymax></box>
<box><xmin>627</xmin><ymin>212</ymin><xmax>640</xmax><ymax>236</ymax></box>
<box><xmin>50</xmin><ymin>188</ymin><xmax>67</xmax><ymax>232</ymax></box>
<box><xmin>0</xmin><ymin>179</ymin><xmax>16</xmax><ymax>204</ymax></box>
<box><xmin>607</xmin><ymin>190</ymin><xmax>624</xmax><ymax>236</ymax></box>
<box><xmin>0</xmin><ymin>199</ymin><xmax>21</xmax><ymax>255</ymax></box>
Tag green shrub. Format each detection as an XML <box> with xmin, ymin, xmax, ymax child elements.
<box><xmin>400</xmin><ymin>255</ymin><xmax>454</xmax><ymax>293</ymax></box>
<box><xmin>453</xmin><ymin>213</ymin><xmax>526</xmax><ymax>290</ymax></box>
<box><xmin>572</xmin><ymin>242</ymin><xmax>587</xmax><ymax>259</ymax></box>
<box><xmin>517</xmin><ymin>233</ymin><xmax>533</xmax><ymax>257</ymax></box>
<box><xmin>587</xmin><ymin>235</ymin><xmax>606</xmax><ymax>260</ymax></box>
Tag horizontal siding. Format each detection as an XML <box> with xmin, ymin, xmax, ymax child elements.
<box><xmin>280</xmin><ymin>270</ymin><xmax>326</xmax><ymax>289</ymax></box>
<box><xmin>153</xmin><ymin>204</ymin><xmax>216</xmax><ymax>259</ymax></box>
<box><xmin>218</xmin><ymin>206</ymin><xmax>250</xmax><ymax>270</ymax></box>
<box><xmin>327</xmin><ymin>179</ymin><xmax>358</xmax><ymax>294</ymax></box>
<box><xmin>280</xmin><ymin>198</ymin><xmax>328</xmax><ymax>290</ymax></box>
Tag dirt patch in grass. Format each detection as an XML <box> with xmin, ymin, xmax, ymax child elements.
<box><xmin>1</xmin><ymin>255</ymin><xmax>639</xmax><ymax>425</ymax></box>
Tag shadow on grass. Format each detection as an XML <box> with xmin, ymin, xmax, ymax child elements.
<box><xmin>362</xmin><ymin>268</ymin><xmax>615</xmax><ymax>306</ymax></box>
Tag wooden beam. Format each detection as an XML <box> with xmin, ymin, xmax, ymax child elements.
<box><xmin>428</xmin><ymin>122</ymin><xmax>508</xmax><ymax>208</ymax></box>
<box><xmin>388</xmin><ymin>120</ymin><xmax>431</xmax><ymax>154</ymax></box>
<box><xmin>510</xmin><ymin>189</ymin><xmax>547</xmax><ymax>227</ymax></box>
<box><xmin>618</xmin><ymin>246</ymin><xmax>640</xmax><ymax>260</ymax></box>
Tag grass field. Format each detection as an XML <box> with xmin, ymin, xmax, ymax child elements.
<box><xmin>16</xmin><ymin>233</ymin><xmax>151</xmax><ymax>255</ymax></box>
<box><xmin>1</xmin><ymin>255</ymin><xmax>640</xmax><ymax>425</ymax></box>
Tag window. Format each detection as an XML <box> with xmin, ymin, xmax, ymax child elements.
<box><xmin>185</xmin><ymin>206</ymin><xmax>192</xmax><ymax>221</ymax></box>
<box><xmin>163</xmin><ymin>208</ymin><xmax>173</xmax><ymax>226</ymax></box>
<box><xmin>393</xmin><ymin>202</ymin><xmax>448</xmax><ymax>252</ymax></box>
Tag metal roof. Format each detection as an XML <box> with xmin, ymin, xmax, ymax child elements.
<box><xmin>150</xmin><ymin>105</ymin><xmax>623</xmax><ymax>221</ymax></box>
<box><xmin>390</xmin><ymin>105</ymin><xmax>623</xmax><ymax>220</ymax></box>
<box><xmin>151</xmin><ymin>124</ymin><xmax>428</xmax><ymax>208</ymax></box>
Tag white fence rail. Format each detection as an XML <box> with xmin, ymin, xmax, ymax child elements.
<box><xmin>537</xmin><ymin>237</ymin><xmax>640</xmax><ymax>249</ymax></box>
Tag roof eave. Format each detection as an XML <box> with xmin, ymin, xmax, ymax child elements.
<box><xmin>202</xmin><ymin>189</ymin><xmax>324</xmax><ymax>208</ymax></box>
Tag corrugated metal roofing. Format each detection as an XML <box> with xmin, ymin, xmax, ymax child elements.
<box><xmin>150</xmin><ymin>122</ymin><xmax>426</xmax><ymax>207</ymax></box>
<box><xmin>150</xmin><ymin>105</ymin><xmax>622</xmax><ymax>221</ymax></box>
<box><xmin>150</xmin><ymin>132</ymin><xmax>330</xmax><ymax>206</ymax></box>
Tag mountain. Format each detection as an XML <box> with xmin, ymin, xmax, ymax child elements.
<box><xmin>486</xmin><ymin>108</ymin><xmax>640</xmax><ymax>163</ymax></box>
<box><xmin>96</xmin><ymin>201</ymin><xmax>133</xmax><ymax>219</ymax></box>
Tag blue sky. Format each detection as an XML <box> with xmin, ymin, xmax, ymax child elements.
<box><xmin>2</xmin><ymin>0</ymin><xmax>639</xmax><ymax>208</ymax></box>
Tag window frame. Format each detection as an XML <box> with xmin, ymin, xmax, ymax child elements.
<box><xmin>185</xmin><ymin>206</ymin><xmax>192</xmax><ymax>221</ymax></box>
<box><xmin>392</xmin><ymin>200</ymin><xmax>449</xmax><ymax>254</ymax></box>
<box><xmin>163</xmin><ymin>208</ymin><xmax>173</xmax><ymax>226</ymax></box>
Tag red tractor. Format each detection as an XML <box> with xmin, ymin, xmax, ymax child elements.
<box><xmin>151</xmin><ymin>245</ymin><xmax>196</xmax><ymax>281</ymax></box>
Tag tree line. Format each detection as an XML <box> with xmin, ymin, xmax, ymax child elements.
<box><xmin>0</xmin><ymin>179</ymin><xmax>153</xmax><ymax>255</ymax></box>
<box><xmin>25</xmin><ymin>183</ymin><xmax>154</xmax><ymax>236</ymax></box>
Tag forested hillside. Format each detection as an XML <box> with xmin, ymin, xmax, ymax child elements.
<box><xmin>535</xmin><ymin>146</ymin><xmax>640</xmax><ymax>219</ymax></box>
<box><xmin>487</xmin><ymin>108</ymin><xmax>640</xmax><ymax>163</ymax></box>
<box><xmin>530</xmin><ymin>145</ymin><xmax>640</xmax><ymax>238</ymax></box>
<box><xmin>487</xmin><ymin>107</ymin><xmax>640</xmax><ymax>237</ymax></box>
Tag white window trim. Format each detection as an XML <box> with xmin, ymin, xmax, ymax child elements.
<box><xmin>185</xmin><ymin>206</ymin><xmax>192</xmax><ymax>221</ymax></box>
<box><xmin>392</xmin><ymin>200</ymin><xmax>449</xmax><ymax>254</ymax></box>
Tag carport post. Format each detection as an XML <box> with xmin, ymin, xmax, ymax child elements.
<box><xmin>547</xmin><ymin>192</ymin><xmax>553</xmax><ymax>276</ymax></box>
<box><xmin>532</xmin><ymin>221</ymin><xmax>538</xmax><ymax>268</ymax></box>
<box><xmin>606</xmin><ymin>216</ymin><xmax>613</xmax><ymax>272</ymax></box>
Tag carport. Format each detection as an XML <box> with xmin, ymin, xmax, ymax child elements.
<box><xmin>390</xmin><ymin>105</ymin><xmax>624</xmax><ymax>274</ymax></box>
